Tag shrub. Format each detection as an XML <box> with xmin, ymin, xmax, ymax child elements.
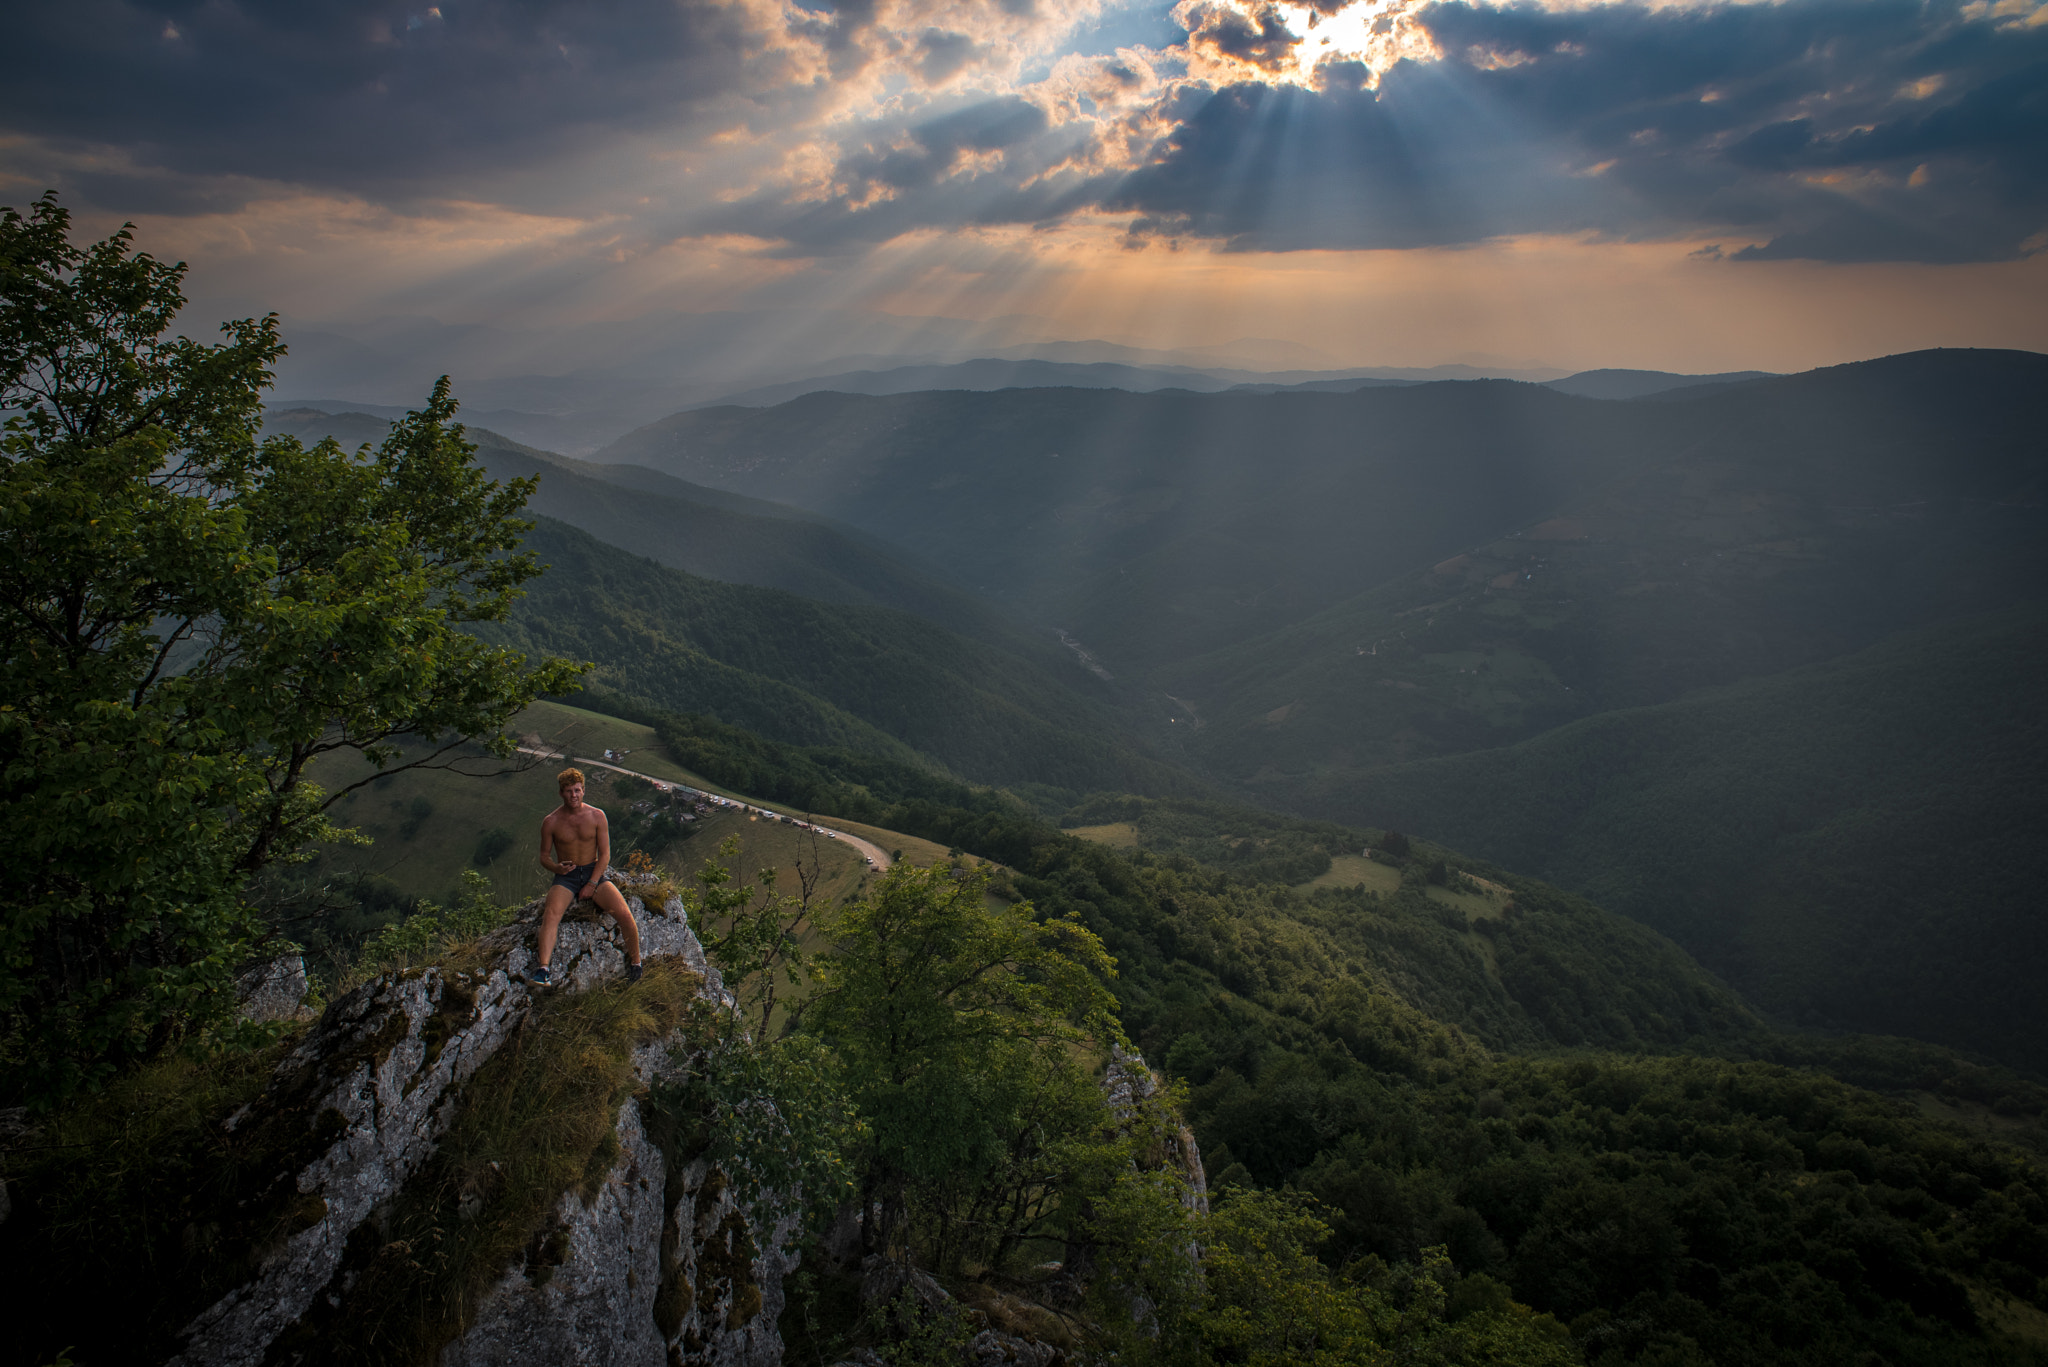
<box><xmin>471</xmin><ymin>826</ymin><xmax>516</xmax><ymax>867</ymax></box>
<box><xmin>355</xmin><ymin>872</ymin><xmax>515</xmax><ymax>977</ymax></box>
<box><xmin>397</xmin><ymin>797</ymin><xmax>436</xmax><ymax>841</ymax></box>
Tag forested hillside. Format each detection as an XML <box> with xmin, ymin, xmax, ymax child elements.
<box><xmin>18</xmin><ymin>152</ymin><xmax>2048</xmax><ymax>1367</ymax></box>
<box><xmin>484</xmin><ymin>517</ymin><xmax>1196</xmax><ymax>799</ymax></box>
<box><xmin>256</xmin><ymin>350</ymin><xmax>2048</xmax><ymax>1362</ymax></box>
<box><xmin>559</xmin><ymin>352</ymin><xmax>2048</xmax><ymax>1082</ymax></box>
<box><xmin>1281</xmin><ymin>607</ymin><xmax>2048</xmax><ymax>1075</ymax></box>
<box><xmin>265</xmin><ymin>405</ymin><xmax>1045</xmax><ymax>651</ymax></box>
<box><xmin>1161</xmin><ymin>351</ymin><xmax>2047</xmax><ymax>784</ymax></box>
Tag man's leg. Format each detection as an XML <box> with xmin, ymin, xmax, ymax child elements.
<box><xmin>537</xmin><ymin>885</ymin><xmax>573</xmax><ymax>969</ymax></box>
<box><xmin>592</xmin><ymin>881</ymin><xmax>642</xmax><ymax>966</ymax></box>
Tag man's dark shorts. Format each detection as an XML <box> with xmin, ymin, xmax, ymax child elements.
<box><xmin>552</xmin><ymin>861</ymin><xmax>598</xmax><ymax>895</ymax></box>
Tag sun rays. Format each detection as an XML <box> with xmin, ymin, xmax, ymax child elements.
<box><xmin>15</xmin><ymin>0</ymin><xmax>2038</xmax><ymax>380</ymax></box>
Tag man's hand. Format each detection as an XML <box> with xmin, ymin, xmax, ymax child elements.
<box><xmin>577</xmin><ymin>880</ymin><xmax>598</xmax><ymax>900</ymax></box>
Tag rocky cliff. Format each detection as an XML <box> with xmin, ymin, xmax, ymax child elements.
<box><xmin>163</xmin><ymin>876</ymin><xmax>794</xmax><ymax>1367</ymax></box>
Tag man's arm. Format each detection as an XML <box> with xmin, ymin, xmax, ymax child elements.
<box><xmin>538</xmin><ymin>813</ymin><xmax>565</xmax><ymax>874</ymax></box>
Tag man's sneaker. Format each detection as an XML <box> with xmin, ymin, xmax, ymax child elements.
<box><xmin>626</xmin><ymin>961</ymin><xmax>644</xmax><ymax>984</ymax></box>
<box><xmin>531</xmin><ymin>964</ymin><xmax>554</xmax><ymax>986</ymax></box>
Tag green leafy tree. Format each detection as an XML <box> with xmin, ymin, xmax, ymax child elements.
<box><xmin>1178</xmin><ymin>1189</ymin><xmax>1577</xmax><ymax>1367</ymax></box>
<box><xmin>691</xmin><ymin>834</ymin><xmax>818</xmax><ymax>1040</ymax></box>
<box><xmin>0</xmin><ymin>194</ymin><xmax>582</xmax><ymax>1103</ymax></box>
<box><xmin>802</xmin><ymin>862</ymin><xmax>1121</xmax><ymax>1270</ymax></box>
<box><xmin>661</xmin><ymin>836</ymin><xmax>862</xmax><ymax>1244</ymax></box>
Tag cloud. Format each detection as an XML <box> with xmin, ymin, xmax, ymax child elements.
<box><xmin>1</xmin><ymin>1</ymin><xmax>822</xmax><ymax>211</ymax></box>
<box><xmin>916</xmin><ymin>28</ymin><xmax>988</xmax><ymax>83</ymax></box>
<box><xmin>696</xmin><ymin>92</ymin><xmax>1118</xmax><ymax>251</ymax></box>
<box><xmin>671</xmin><ymin>0</ymin><xmax>2048</xmax><ymax>263</ymax></box>
<box><xmin>7</xmin><ymin>0</ymin><xmax>2044</xmax><ymax>268</ymax></box>
<box><xmin>0</xmin><ymin>0</ymin><xmax>1108</xmax><ymax>218</ymax></box>
<box><xmin>1179</xmin><ymin>1</ymin><xmax>1305</xmax><ymax>74</ymax></box>
<box><xmin>1081</xmin><ymin>0</ymin><xmax>2048</xmax><ymax>260</ymax></box>
<box><xmin>1415</xmin><ymin>0</ymin><xmax>2048</xmax><ymax>260</ymax></box>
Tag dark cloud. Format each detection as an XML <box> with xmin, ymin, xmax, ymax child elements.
<box><xmin>1102</xmin><ymin>74</ymin><xmax>1598</xmax><ymax>251</ymax></box>
<box><xmin>1184</xmin><ymin>2</ymin><xmax>1302</xmax><ymax>73</ymax></box>
<box><xmin>1370</xmin><ymin>0</ymin><xmax>2048</xmax><ymax>261</ymax></box>
<box><xmin>917</xmin><ymin>28</ymin><xmax>984</xmax><ymax>83</ymax></box>
<box><xmin>0</xmin><ymin>0</ymin><xmax>794</xmax><ymax>208</ymax></box>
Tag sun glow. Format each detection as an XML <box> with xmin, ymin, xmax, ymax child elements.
<box><xmin>1279</xmin><ymin>0</ymin><xmax>1440</xmax><ymax>85</ymax></box>
<box><xmin>1174</xmin><ymin>0</ymin><xmax>1442</xmax><ymax>88</ymax></box>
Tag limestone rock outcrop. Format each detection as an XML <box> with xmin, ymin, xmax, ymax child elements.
<box><xmin>443</xmin><ymin>1036</ymin><xmax>793</xmax><ymax>1367</ymax></box>
<box><xmin>235</xmin><ymin>954</ymin><xmax>314</xmax><ymax>1024</ymax></box>
<box><xmin>1102</xmin><ymin>1045</ymin><xmax>1208</xmax><ymax>1217</ymax></box>
<box><xmin>167</xmin><ymin>877</ymin><xmax>793</xmax><ymax>1367</ymax></box>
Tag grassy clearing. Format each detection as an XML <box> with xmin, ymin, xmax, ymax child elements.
<box><xmin>684</xmin><ymin>807</ymin><xmax>877</xmax><ymax>911</ymax></box>
<box><xmin>1912</xmin><ymin>1092</ymin><xmax>2048</xmax><ymax>1142</ymax></box>
<box><xmin>1296</xmin><ymin>854</ymin><xmax>1403</xmax><ymax>894</ymax></box>
<box><xmin>688</xmin><ymin>808</ymin><xmax>876</xmax><ymax>1033</ymax></box>
<box><xmin>311</xmin><ymin>743</ymin><xmax>566</xmax><ymax>908</ymax></box>
<box><xmin>307</xmin><ymin>700</ymin><xmax>719</xmax><ymax>908</ymax></box>
<box><xmin>265</xmin><ymin>958</ymin><xmax>710</xmax><ymax>1366</ymax></box>
<box><xmin>1067</xmin><ymin>822</ymin><xmax>1140</xmax><ymax>849</ymax></box>
<box><xmin>1426</xmin><ymin>882</ymin><xmax>1508</xmax><ymax>923</ymax></box>
<box><xmin>1416</xmin><ymin>647</ymin><xmax>1564</xmax><ymax>729</ymax></box>
<box><xmin>668</xmin><ymin>809</ymin><xmax>884</xmax><ymax>1037</ymax></box>
<box><xmin>517</xmin><ymin>700</ymin><xmax>710</xmax><ymax>785</ymax></box>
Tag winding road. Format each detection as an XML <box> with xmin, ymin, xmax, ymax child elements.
<box><xmin>518</xmin><ymin>746</ymin><xmax>895</xmax><ymax>871</ymax></box>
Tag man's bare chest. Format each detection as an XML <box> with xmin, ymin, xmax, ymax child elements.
<box><xmin>551</xmin><ymin>810</ymin><xmax>603</xmax><ymax>848</ymax></box>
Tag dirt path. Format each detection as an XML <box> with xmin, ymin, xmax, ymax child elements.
<box><xmin>518</xmin><ymin>746</ymin><xmax>895</xmax><ymax>871</ymax></box>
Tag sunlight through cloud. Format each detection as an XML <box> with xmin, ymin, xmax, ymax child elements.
<box><xmin>1175</xmin><ymin>0</ymin><xmax>1443</xmax><ymax>87</ymax></box>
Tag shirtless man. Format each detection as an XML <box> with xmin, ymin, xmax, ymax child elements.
<box><xmin>533</xmin><ymin>767</ymin><xmax>643</xmax><ymax>985</ymax></box>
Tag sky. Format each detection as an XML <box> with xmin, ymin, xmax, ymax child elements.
<box><xmin>5</xmin><ymin>0</ymin><xmax>2047</xmax><ymax>380</ymax></box>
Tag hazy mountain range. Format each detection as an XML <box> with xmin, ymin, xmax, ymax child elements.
<box><xmin>263</xmin><ymin>307</ymin><xmax>1635</xmax><ymax>454</ymax></box>
<box><xmin>271</xmin><ymin>349</ymin><xmax>1740</xmax><ymax>455</ymax></box>
<box><xmin>269</xmin><ymin>345</ymin><xmax>2048</xmax><ymax>1073</ymax></box>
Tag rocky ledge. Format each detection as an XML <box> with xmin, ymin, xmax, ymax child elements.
<box><xmin>169</xmin><ymin>877</ymin><xmax>792</xmax><ymax>1367</ymax></box>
